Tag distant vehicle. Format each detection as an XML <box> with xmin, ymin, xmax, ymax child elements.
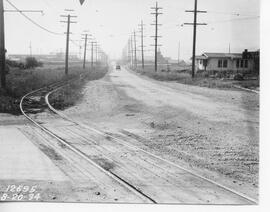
<box><xmin>116</xmin><ymin>65</ymin><xmax>121</xmax><ymax>70</ymax></box>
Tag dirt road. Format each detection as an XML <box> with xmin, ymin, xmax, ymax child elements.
<box><xmin>65</xmin><ymin>66</ymin><xmax>259</xmax><ymax>200</ymax></box>
<box><xmin>0</xmin><ymin>65</ymin><xmax>259</xmax><ymax>203</ymax></box>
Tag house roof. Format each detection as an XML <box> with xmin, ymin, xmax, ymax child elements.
<box><xmin>195</xmin><ymin>55</ymin><xmax>207</xmax><ymax>60</ymax></box>
<box><xmin>194</xmin><ymin>52</ymin><xmax>244</xmax><ymax>60</ymax></box>
<box><xmin>203</xmin><ymin>52</ymin><xmax>242</xmax><ymax>59</ymax></box>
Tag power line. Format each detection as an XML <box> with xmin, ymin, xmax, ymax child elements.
<box><xmin>5</xmin><ymin>0</ymin><xmax>63</xmax><ymax>35</ymax></box>
<box><xmin>208</xmin><ymin>16</ymin><xmax>260</xmax><ymax>24</ymax></box>
<box><xmin>207</xmin><ymin>10</ymin><xmax>259</xmax><ymax>17</ymax></box>
<box><xmin>70</xmin><ymin>39</ymin><xmax>81</xmax><ymax>48</ymax></box>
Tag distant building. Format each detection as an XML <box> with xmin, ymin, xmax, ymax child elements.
<box><xmin>195</xmin><ymin>50</ymin><xmax>259</xmax><ymax>74</ymax></box>
<box><xmin>242</xmin><ymin>49</ymin><xmax>260</xmax><ymax>74</ymax></box>
<box><xmin>7</xmin><ymin>53</ymin><xmax>79</xmax><ymax>62</ymax></box>
<box><xmin>143</xmin><ymin>49</ymin><xmax>168</xmax><ymax>64</ymax></box>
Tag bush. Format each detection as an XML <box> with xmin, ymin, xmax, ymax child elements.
<box><xmin>6</xmin><ymin>59</ymin><xmax>25</xmax><ymax>69</ymax></box>
<box><xmin>25</xmin><ymin>57</ymin><xmax>42</xmax><ymax>69</ymax></box>
<box><xmin>234</xmin><ymin>73</ymin><xmax>244</xmax><ymax>81</ymax></box>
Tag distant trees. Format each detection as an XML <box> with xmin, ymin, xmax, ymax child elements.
<box><xmin>25</xmin><ymin>57</ymin><xmax>43</xmax><ymax>69</ymax></box>
<box><xmin>6</xmin><ymin>57</ymin><xmax>43</xmax><ymax>71</ymax></box>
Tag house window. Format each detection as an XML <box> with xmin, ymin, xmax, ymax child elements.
<box><xmin>244</xmin><ymin>60</ymin><xmax>248</xmax><ymax>68</ymax></box>
<box><xmin>218</xmin><ymin>60</ymin><xmax>222</xmax><ymax>68</ymax></box>
<box><xmin>240</xmin><ymin>60</ymin><xmax>244</xmax><ymax>68</ymax></box>
<box><xmin>236</xmin><ymin>59</ymin><xmax>240</xmax><ymax>68</ymax></box>
<box><xmin>223</xmin><ymin>60</ymin><xmax>228</xmax><ymax>68</ymax></box>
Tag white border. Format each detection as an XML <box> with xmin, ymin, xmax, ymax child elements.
<box><xmin>1</xmin><ymin>0</ymin><xmax>269</xmax><ymax>211</ymax></box>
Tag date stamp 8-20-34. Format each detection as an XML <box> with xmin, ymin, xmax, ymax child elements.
<box><xmin>0</xmin><ymin>184</ymin><xmax>41</xmax><ymax>201</ymax></box>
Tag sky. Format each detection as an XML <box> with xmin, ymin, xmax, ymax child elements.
<box><xmin>4</xmin><ymin>0</ymin><xmax>260</xmax><ymax>61</ymax></box>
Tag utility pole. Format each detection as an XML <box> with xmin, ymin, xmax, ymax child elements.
<box><xmin>95</xmin><ymin>43</ymin><xmax>98</xmax><ymax>64</ymax></box>
<box><xmin>90</xmin><ymin>40</ymin><xmax>97</xmax><ymax>68</ymax></box>
<box><xmin>97</xmin><ymin>46</ymin><xmax>102</xmax><ymax>63</ymax></box>
<box><xmin>0</xmin><ymin>0</ymin><xmax>5</xmax><ymax>89</ymax></box>
<box><xmin>60</xmin><ymin>11</ymin><xmax>77</xmax><ymax>75</ymax></box>
<box><xmin>184</xmin><ymin>0</ymin><xmax>207</xmax><ymax>78</ymax></box>
<box><xmin>79</xmin><ymin>42</ymin><xmax>82</xmax><ymax>60</ymax></box>
<box><xmin>127</xmin><ymin>39</ymin><xmax>131</xmax><ymax>65</ymax></box>
<box><xmin>0</xmin><ymin>1</ymin><xmax>43</xmax><ymax>89</ymax></box>
<box><xmin>83</xmin><ymin>34</ymin><xmax>87</xmax><ymax>69</ymax></box>
<box><xmin>133</xmin><ymin>31</ymin><xmax>137</xmax><ymax>69</ymax></box>
<box><xmin>29</xmin><ymin>41</ymin><xmax>32</xmax><ymax>56</ymax></box>
<box><xmin>82</xmin><ymin>33</ymin><xmax>91</xmax><ymax>69</ymax></box>
<box><xmin>130</xmin><ymin>35</ymin><xmax>134</xmax><ymax>68</ymax></box>
<box><xmin>178</xmin><ymin>41</ymin><xmax>180</xmax><ymax>65</ymax></box>
<box><xmin>151</xmin><ymin>2</ymin><xmax>163</xmax><ymax>72</ymax></box>
<box><xmin>139</xmin><ymin>20</ymin><xmax>145</xmax><ymax>70</ymax></box>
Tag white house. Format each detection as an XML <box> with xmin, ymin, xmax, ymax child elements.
<box><xmin>195</xmin><ymin>52</ymin><xmax>255</xmax><ymax>73</ymax></box>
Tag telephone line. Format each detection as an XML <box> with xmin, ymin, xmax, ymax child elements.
<box><xmin>6</xmin><ymin>0</ymin><xmax>63</xmax><ymax>35</ymax></box>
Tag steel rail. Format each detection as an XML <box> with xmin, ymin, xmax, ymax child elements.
<box><xmin>20</xmin><ymin>78</ymin><xmax>156</xmax><ymax>204</ymax></box>
<box><xmin>45</xmin><ymin>84</ymin><xmax>258</xmax><ymax>205</ymax></box>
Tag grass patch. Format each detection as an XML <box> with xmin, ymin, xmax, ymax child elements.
<box><xmin>49</xmin><ymin>66</ymin><xmax>108</xmax><ymax>110</ymax></box>
<box><xmin>133</xmin><ymin>66</ymin><xmax>259</xmax><ymax>90</ymax></box>
<box><xmin>0</xmin><ymin>63</ymin><xmax>108</xmax><ymax>115</ymax></box>
<box><xmin>235</xmin><ymin>80</ymin><xmax>260</xmax><ymax>90</ymax></box>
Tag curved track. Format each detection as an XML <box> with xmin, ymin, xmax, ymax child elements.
<box><xmin>20</xmin><ymin>77</ymin><xmax>258</xmax><ymax>204</ymax></box>
<box><xmin>20</xmin><ymin>77</ymin><xmax>156</xmax><ymax>203</ymax></box>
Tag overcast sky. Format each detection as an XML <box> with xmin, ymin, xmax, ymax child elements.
<box><xmin>4</xmin><ymin>0</ymin><xmax>260</xmax><ymax>60</ymax></box>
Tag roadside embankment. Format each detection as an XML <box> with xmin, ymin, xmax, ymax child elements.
<box><xmin>54</xmin><ymin>68</ymin><xmax>259</xmax><ymax>199</ymax></box>
<box><xmin>0</xmin><ymin>64</ymin><xmax>107</xmax><ymax>115</ymax></box>
<box><xmin>49</xmin><ymin>66</ymin><xmax>109</xmax><ymax>111</ymax></box>
<box><xmin>131</xmin><ymin>66</ymin><xmax>259</xmax><ymax>91</ymax></box>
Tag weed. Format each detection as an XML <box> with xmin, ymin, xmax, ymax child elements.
<box><xmin>0</xmin><ymin>63</ymin><xmax>108</xmax><ymax>114</ymax></box>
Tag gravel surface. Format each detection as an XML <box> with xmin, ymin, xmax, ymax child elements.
<box><xmin>58</xmin><ymin>67</ymin><xmax>259</xmax><ymax>200</ymax></box>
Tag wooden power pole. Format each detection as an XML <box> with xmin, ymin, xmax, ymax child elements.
<box><xmin>139</xmin><ymin>20</ymin><xmax>145</xmax><ymax>70</ymax></box>
<box><xmin>90</xmin><ymin>40</ymin><xmax>97</xmax><ymax>68</ymax></box>
<box><xmin>178</xmin><ymin>41</ymin><xmax>180</xmax><ymax>65</ymax></box>
<box><xmin>0</xmin><ymin>0</ymin><xmax>44</xmax><ymax>89</ymax></box>
<box><xmin>130</xmin><ymin>35</ymin><xmax>134</xmax><ymax>68</ymax></box>
<box><xmin>151</xmin><ymin>2</ymin><xmax>162</xmax><ymax>72</ymax></box>
<box><xmin>60</xmin><ymin>11</ymin><xmax>77</xmax><ymax>75</ymax></box>
<box><xmin>82</xmin><ymin>33</ymin><xmax>91</xmax><ymax>69</ymax></box>
<box><xmin>133</xmin><ymin>30</ymin><xmax>137</xmax><ymax>69</ymax></box>
<box><xmin>95</xmin><ymin>43</ymin><xmax>98</xmax><ymax>64</ymax></box>
<box><xmin>184</xmin><ymin>0</ymin><xmax>207</xmax><ymax>78</ymax></box>
<box><xmin>0</xmin><ymin>0</ymin><xmax>6</xmax><ymax>89</ymax></box>
<box><xmin>83</xmin><ymin>34</ymin><xmax>88</xmax><ymax>69</ymax></box>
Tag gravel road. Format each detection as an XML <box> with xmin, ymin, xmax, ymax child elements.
<box><xmin>65</xmin><ymin>66</ymin><xmax>259</xmax><ymax>200</ymax></box>
<box><xmin>0</xmin><ymin>65</ymin><xmax>258</xmax><ymax>203</ymax></box>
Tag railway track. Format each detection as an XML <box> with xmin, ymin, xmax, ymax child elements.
<box><xmin>20</xmin><ymin>77</ymin><xmax>156</xmax><ymax>203</ymax></box>
<box><xmin>20</xmin><ymin>77</ymin><xmax>258</xmax><ymax>204</ymax></box>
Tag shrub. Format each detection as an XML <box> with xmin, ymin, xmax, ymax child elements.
<box><xmin>234</xmin><ymin>73</ymin><xmax>244</xmax><ymax>81</ymax></box>
<box><xmin>6</xmin><ymin>59</ymin><xmax>25</xmax><ymax>69</ymax></box>
<box><xmin>25</xmin><ymin>57</ymin><xmax>42</xmax><ymax>69</ymax></box>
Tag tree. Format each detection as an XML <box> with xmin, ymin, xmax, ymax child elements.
<box><xmin>25</xmin><ymin>57</ymin><xmax>41</xmax><ymax>69</ymax></box>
